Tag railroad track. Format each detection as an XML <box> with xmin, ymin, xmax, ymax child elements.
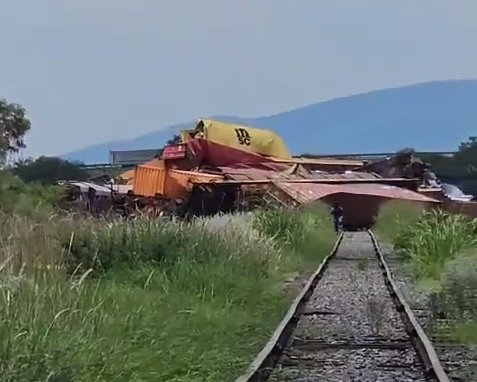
<box><xmin>235</xmin><ymin>231</ymin><xmax>450</xmax><ymax>382</ymax></box>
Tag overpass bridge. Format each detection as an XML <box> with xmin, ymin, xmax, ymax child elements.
<box><xmin>79</xmin><ymin>150</ymin><xmax>457</xmax><ymax>170</ymax></box>
<box><xmin>300</xmin><ymin>151</ymin><xmax>457</xmax><ymax>161</ymax></box>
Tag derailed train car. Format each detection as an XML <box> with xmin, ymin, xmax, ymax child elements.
<box><xmin>127</xmin><ymin>119</ymin><xmax>367</xmax><ymax>196</ymax></box>
<box><xmin>117</xmin><ymin>118</ymin><xmax>476</xmax><ymax>226</ymax></box>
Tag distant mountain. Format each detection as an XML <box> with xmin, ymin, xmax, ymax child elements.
<box><xmin>64</xmin><ymin>80</ymin><xmax>477</xmax><ymax>164</ymax></box>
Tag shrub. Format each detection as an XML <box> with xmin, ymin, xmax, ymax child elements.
<box><xmin>394</xmin><ymin>210</ymin><xmax>476</xmax><ymax>279</ymax></box>
<box><xmin>375</xmin><ymin>200</ymin><xmax>426</xmax><ymax>244</ymax></box>
<box><xmin>437</xmin><ymin>250</ymin><xmax>477</xmax><ymax>320</ymax></box>
<box><xmin>376</xmin><ymin>203</ymin><xmax>477</xmax><ymax>344</ymax></box>
<box><xmin>0</xmin><ymin>171</ymin><xmax>61</xmax><ymax>216</ymax></box>
<box><xmin>63</xmin><ymin>215</ymin><xmax>277</xmax><ymax>277</ymax></box>
<box><xmin>253</xmin><ymin>203</ymin><xmax>335</xmax><ymax>269</ymax></box>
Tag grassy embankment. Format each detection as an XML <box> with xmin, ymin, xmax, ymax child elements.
<box><xmin>0</xmin><ymin>175</ymin><xmax>335</xmax><ymax>381</ymax></box>
<box><xmin>376</xmin><ymin>201</ymin><xmax>477</xmax><ymax>345</ymax></box>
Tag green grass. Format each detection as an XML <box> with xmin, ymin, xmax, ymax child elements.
<box><xmin>393</xmin><ymin>209</ymin><xmax>476</xmax><ymax>280</ymax></box>
<box><xmin>253</xmin><ymin>203</ymin><xmax>336</xmax><ymax>273</ymax></box>
<box><xmin>0</xmin><ymin>205</ymin><xmax>336</xmax><ymax>381</ymax></box>
<box><xmin>375</xmin><ymin>201</ymin><xmax>477</xmax><ymax>345</ymax></box>
<box><xmin>375</xmin><ymin>200</ymin><xmax>426</xmax><ymax>244</ymax></box>
<box><xmin>445</xmin><ymin>321</ymin><xmax>477</xmax><ymax>346</ymax></box>
<box><xmin>0</xmin><ymin>171</ymin><xmax>61</xmax><ymax>216</ymax></box>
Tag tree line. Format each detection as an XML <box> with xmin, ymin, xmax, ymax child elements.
<box><xmin>1</xmin><ymin>98</ymin><xmax>89</xmax><ymax>184</ymax></box>
<box><xmin>421</xmin><ymin>137</ymin><xmax>477</xmax><ymax>194</ymax></box>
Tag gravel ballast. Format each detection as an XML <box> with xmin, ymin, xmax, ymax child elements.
<box><xmin>380</xmin><ymin>241</ymin><xmax>477</xmax><ymax>382</ymax></box>
<box><xmin>268</xmin><ymin>232</ymin><xmax>431</xmax><ymax>382</ymax></box>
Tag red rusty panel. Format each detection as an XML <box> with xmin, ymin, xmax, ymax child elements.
<box><xmin>273</xmin><ymin>182</ymin><xmax>439</xmax><ymax>205</ymax></box>
<box><xmin>443</xmin><ymin>201</ymin><xmax>477</xmax><ymax>218</ymax></box>
<box><xmin>282</xmin><ymin>185</ymin><xmax>436</xmax><ymax>229</ymax></box>
<box><xmin>186</xmin><ymin>139</ymin><xmax>281</xmax><ymax>168</ymax></box>
<box><xmin>311</xmin><ymin>171</ymin><xmax>380</xmax><ymax>180</ymax></box>
<box><xmin>323</xmin><ymin>194</ymin><xmax>383</xmax><ymax>228</ymax></box>
<box><xmin>162</xmin><ymin>144</ymin><xmax>187</xmax><ymax>159</ymax></box>
<box><xmin>219</xmin><ymin>166</ymin><xmax>302</xmax><ymax>181</ymax></box>
<box><xmin>218</xmin><ymin>164</ymin><xmax>381</xmax><ymax>182</ymax></box>
<box><xmin>319</xmin><ymin>193</ymin><xmax>431</xmax><ymax>229</ymax></box>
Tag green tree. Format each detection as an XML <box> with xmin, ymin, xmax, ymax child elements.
<box><xmin>424</xmin><ymin>136</ymin><xmax>477</xmax><ymax>195</ymax></box>
<box><xmin>14</xmin><ymin>156</ymin><xmax>89</xmax><ymax>184</ymax></box>
<box><xmin>457</xmin><ymin>136</ymin><xmax>477</xmax><ymax>152</ymax></box>
<box><xmin>454</xmin><ymin>136</ymin><xmax>477</xmax><ymax>175</ymax></box>
<box><xmin>0</xmin><ymin>99</ymin><xmax>31</xmax><ymax>162</ymax></box>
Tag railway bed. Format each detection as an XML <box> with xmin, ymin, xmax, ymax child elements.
<box><xmin>236</xmin><ymin>232</ymin><xmax>450</xmax><ymax>382</ymax></box>
<box><xmin>385</xmin><ymin>250</ymin><xmax>477</xmax><ymax>382</ymax></box>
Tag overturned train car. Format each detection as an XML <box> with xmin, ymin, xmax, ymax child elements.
<box><xmin>119</xmin><ymin>119</ymin><xmax>476</xmax><ymax>227</ymax></box>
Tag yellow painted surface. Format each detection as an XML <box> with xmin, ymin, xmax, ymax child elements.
<box><xmin>118</xmin><ymin>169</ymin><xmax>135</xmax><ymax>184</ymax></box>
<box><xmin>197</xmin><ymin>119</ymin><xmax>291</xmax><ymax>159</ymax></box>
<box><xmin>180</xmin><ymin>129</ymin><xmax>195</xmax><ymax>142</ymax></box>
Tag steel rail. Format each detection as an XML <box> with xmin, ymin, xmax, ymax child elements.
<box><xmin>368</xmin><ymin>230</ymin><xmax>450</xmax><ymax>382</ymax></box>
<box><xmin>234</xmin><ymin>233</ymin><xmax>344</xmax><ymax>382</ymax></box>
<box><xmin>235</xmin><ymin>232</ymin><xmax>450</xmax><ymax>382</ymax></box>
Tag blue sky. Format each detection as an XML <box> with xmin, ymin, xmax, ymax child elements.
<box><xmin>1</xmin><ymin>1</ymin><xmax>476</xmax><ymax>157</ymax></box>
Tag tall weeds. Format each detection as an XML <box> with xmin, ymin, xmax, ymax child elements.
<box><xmin>253</xmin><ymin>203</ymin><xmax>334</xmax><ymax>269</ymax></box>
<box><xmin>394</xmin><ymin>209</ymin><xmax>476</xmax><ymax>279</ymax></box>
<box><xmin>375</xmin><ymin>200</ymin><xmax>426</xmax><ymax>244</ymax></box>
<box><xmin>376</xmin><ymin>201</ymin><xmax>477</xmax><ymax>344</ymax></box>
<box><xmin>0</xmin><ymin>205</ymin><xmax>335</xmax><ymax>381</ymax></box>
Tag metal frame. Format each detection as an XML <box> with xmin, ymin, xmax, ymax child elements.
<box><xmin>305</xmin><ymin>151</ymin><xmax>457</xmax><ymax>159</ymax></box>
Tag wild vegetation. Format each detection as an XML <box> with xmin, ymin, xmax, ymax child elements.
<box><xmin>0</xmin><ymin>171</ymin><xmax>62</xmax><ymax>215</ymax></box>
<box><xmin>14</xmin><ymin>156</ymin><xmax>89</xmax><ymax>184</ymax></box>
<box><xmin>377</xmin><ymin>201</ymin><xmax>477</xmax><ymax>344</ymax></box>
<box><xmin>0</xmin><ymin>180</ymin><xmax>336</xmax><ymax>381</ymax></box>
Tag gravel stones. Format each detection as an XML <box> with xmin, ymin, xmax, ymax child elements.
<box><xmin>268</xmin><ymin>232</ymin><xmax>429</xmax><ymax>381</ymax></box>
<box><xmin>381</xmin><ymin>244</ymin><xmax>477</xmax><ymax>382</ymax></box>
<box><xmin>269</xmin><ymin>348</ymin><xmax>429</xmax><ymax>382</ymax></box>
